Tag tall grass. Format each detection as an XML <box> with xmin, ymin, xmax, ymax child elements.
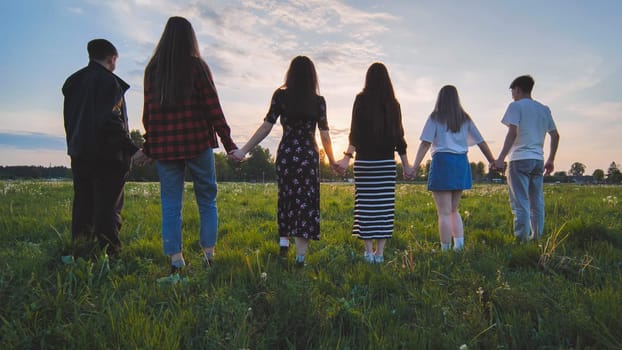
<box><xmin>1</xmin><ymin>181</ymin><xmax>621</xmax><ymax>349</ymax></box>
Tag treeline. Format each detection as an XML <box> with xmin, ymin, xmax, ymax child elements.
<box><xmin>0</xmin><ymin>166</ymin><xmax>72</xmax><ymax>179</ymax></box>
<box><xmin>3</xmin><ymin>130</ymin><xmax>621</xmax><ymax>184</ymax></box>
<box><xmin>0</xmin><ymin>148</ymin><xmax>501</xmax><ymax>183</ymax></box>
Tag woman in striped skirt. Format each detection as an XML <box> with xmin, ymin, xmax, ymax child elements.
<box><xmin>336</xmin><ymin>62</ymin><xmax>412</xmax><ymax>263</ymax></box>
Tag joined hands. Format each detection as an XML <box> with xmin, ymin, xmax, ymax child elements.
<box><xmin>228</xmin><ymin>149</ymin><xmax>246</xmax><ymax>162</ymax></box>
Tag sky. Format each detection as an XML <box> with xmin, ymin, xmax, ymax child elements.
<box><xmin>0</xmin><ymin>0</ymin><xmax>620</xmax><ymax>174</ymax></box>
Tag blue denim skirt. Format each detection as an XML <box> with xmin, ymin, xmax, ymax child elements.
<box><xmin>428</xmin><ymin>152</ymin><xmax>472</xmax><ymax>191</ymax></box>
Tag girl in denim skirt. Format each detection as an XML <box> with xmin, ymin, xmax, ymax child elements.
<box><xmin>411</xmin><ymin>85</ymin><xmax>495</xmax><ymax>251</ymax></box>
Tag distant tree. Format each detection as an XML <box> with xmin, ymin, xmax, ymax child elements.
<box><xmin>552</xmin><ymin>171</ymin><xmax>569</xmax><ymax>183</ymax></box>
<box><xmin>569</xmin><ymin>162</ymin><xmax>586</xmax><ymax>177</ymax></box>
<box><xmin>424</xmin><ymin>160</ymin><xmax>431</xmax><ymax>180</ymax></box>
<box><xmin>130</xmin><ymin>129</ymin><xmax>144</xmax><ymax>148</ymax></box>
<box><xmin>0</xmin><ymin>166</ymin><xmax>72</xmax><ymax>179</ymax></box>
<box><xmin>414</xmin><ymin>164</ymin><xmax>426</xmax><ymax>181</ymax></box>
<box><xmin>476</xmin><ymin>161</ymin><xmax>486</xmax><ymax>178</ymax></box>
<box><xmin>214</xmin><ymin>152</ymin><xmax>238</xmax><ymax>181</ymax></box>
<box><xmin>240</xmin><ymin>146</ymin><xmax>275</xmax><ymax>182</ymax></box>
<box><xmin>592</xmin><ymin>169</ymin><xmax>605</xmax><ymax>183</ymax></box>
<box><xmin>318</xmin><ymin>149</ymin><xmax>341</xmax><ymax>181</ymax></box>
<box><xmin>606</xmin><ymin>162</ymin><xmax>622</xmax><ymax>184</ymax></box>
<box><xmin>470</xmin><ymin>161</ymin><xmax>486</xmax><ymax>182</ymax></box>
<box><xmin>396</xmin><ymin>162</ymin><xmax>405</xmax><ymax>181</ymax></box>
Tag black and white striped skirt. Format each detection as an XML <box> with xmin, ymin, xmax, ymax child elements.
<box><xmin>352</xmin><ymin>159</ymin><xmax>396</xmax><ymax>239</ymax></box>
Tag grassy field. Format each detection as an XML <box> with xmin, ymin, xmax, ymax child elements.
<box><xmin>1</xmin><ymin>181</ymin><xmax>621</xmax><ymax>349</ymax></box>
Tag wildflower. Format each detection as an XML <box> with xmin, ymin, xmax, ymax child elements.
<box><xmin>260</xmin><ymin>272</ymin><xmax>267</xmax><ymax>280</ymax></box>
<box><xmin>476</xmin><ymin>287</ymin><xmax>484</xmax><ymax>300</ymax></box>
<box><xmin>463</xmin><ymin>210</ymin><xmax>470</xmax><ymax>218</ymax></box>
<box><xmin>460</xmin><ymin>345</ymin><xmax>469</xmax><ymax>350</ymax></box>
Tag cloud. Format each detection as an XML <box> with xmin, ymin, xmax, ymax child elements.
<box><xmin>0</xmin><ymin>148</ymin><xmax>68</xmax><ymax>167</ymax></box>
<box><xmin>565</xmin><ymin>101</ymin><xmax>622</xmax><ymax>125</ymax></box>
<box><xmin>239</xmin><ymin>0</ymin><xmax>395</xmax><ymax>36</ymax></box>
<box><xmin>0</xmin><ymin>132</ymin><xmax>66</xmax><ymax>151</ymax></box>
<box><xmin>66</xmin><ymin>7</ymin><xmax>84</xmax><ymax>15</ymax></box>
<box><xmin>95</xmin><ymin>1</ymin><xmax>396</xmax><ymax>87</ymax></box>
<box><xmin>0</xmin><ymin>109</ymin><xmax>65</xmax><ymax>136</ymax></box>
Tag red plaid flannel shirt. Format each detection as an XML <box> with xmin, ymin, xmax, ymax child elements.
<box><xmin>142</xmin><ymin>59</ymin><xmax>237</xmax><ymax>160</ymax></box>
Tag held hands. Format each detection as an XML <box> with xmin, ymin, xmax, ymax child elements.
<box><xmin>228</xmin><ymin>149</ymin><xmax>246</xmax><ymax>162</ymax></box>
<box><xmin>492</xmin><ymin>159</ymin><xmax>506</xmax><ymax>172</ymax></box>
<box><xmin>329</xmin><ymin>162</ymin><xmax>342</xmax><ymax>176</ymax></box>
<box><xmin>131</xmin><ymin>149</ymin><xmax>151</xmax><ymax>168</ymax></box>
<box><xmin>402</xmin><ymin>164</ymin><xmax>416</xmax><ymax>180</ymax></box>
<box><xmin>335</xmin><ymin>157</ymin><xmax>350</xmax><ymax>176</ymax></box>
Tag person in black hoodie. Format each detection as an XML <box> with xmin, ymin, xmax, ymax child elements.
<box><xmin>62</xmin><ymin>39</ymin><xmax>147</xmax><ymax>259</ymax></box>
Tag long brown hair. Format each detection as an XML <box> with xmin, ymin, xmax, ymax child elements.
<box><xmin>281</xmin><ymin>56</ymin><xmax>320</xmax><ymax>118</ymax></box>
<box><xmin>430</xmin><ymin>85</ymin><xmax>471</xmax><ymax>133</ymax></box>
<box><xmin>360</xmin><ymin>62</ymin><xmax>400</xmax><ymax>139</ymax></box>
<box><xmin>145</xmin><ymin>16</ymin><xmax>207</xmax><ymax>105</ymax></box>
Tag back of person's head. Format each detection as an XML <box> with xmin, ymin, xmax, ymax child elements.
<box><xmin>147</xmin><ymin>16</ymin><xmax>203</xmax><ymax>105</ymax></box>
<box><xmin>509</xmin><ymin>75</ymin><xmax>535</xmax><ymax>94</ymax></box>
<box><xmin>284</xmin><ymin>55</ymin><xmax>319</xmax><ymax>95</ymax></box>
<box><xmin>87</xmin><ymin>39</ymin><xmax>117</xmax><ymax>61</ymax></box>
<box><xmin>282</xmin><ymin>56</ymin><xmax>320</xmax><ymax>120</ymax></box>
<box><xmin>431</xmin><ymin>85</ymin><xmax>471</xmax><ymax>133</ymax></box>
<box><xmin>155</xmin><ymin>16</ymin><xmax>200</xmax><ymax>59</ymax></box>
<box><xmin>361</xmin><ymin>62</ymin><xmax>401</xmax><ymax>140</ymax></box>
<box><xmin>363</xmin><ymin>62</ymin><xmax>396</xmax><ymax>101</ymax></box>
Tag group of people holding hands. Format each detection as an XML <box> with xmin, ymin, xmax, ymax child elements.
<box><xmin>63</xmin><ymin>16</ymin><xmax>559</xmax><ymax>280</ymax></box>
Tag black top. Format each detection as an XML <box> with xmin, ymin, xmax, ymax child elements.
<box><xmin>63</xmin><ymin>61</ymin><xmax>137</xmax><ymax>161</ymax></box>
<box><xmin>348</xmin><ymin>93</ymin><xmax>407</xmax><ymax>160</ymax></box>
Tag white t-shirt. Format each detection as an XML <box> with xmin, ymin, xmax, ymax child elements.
<box><xmin>419</xmin><ymin>117</ymin><xmax>484</xmax><ymax>155</ymax></box>
<box><xmin>501</xmin><ymin>98</ymin><xmax>557</xmax><ymax>161</ymax></box>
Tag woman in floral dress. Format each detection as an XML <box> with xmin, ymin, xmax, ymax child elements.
<box><xmin>232</xmin><ymin>56</ymin><xmax>338</xmax><ymax>265</ymax></box>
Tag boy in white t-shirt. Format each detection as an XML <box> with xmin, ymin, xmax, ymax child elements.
<box><xmin>494</xmin><ymin>75</ymin><xmax>560</xmax><ymax>242</ymax></box>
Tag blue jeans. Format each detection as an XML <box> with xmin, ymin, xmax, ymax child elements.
<box><xmin>507</xmin><ymin>159</ymin><xmax>545</xmax><ymax>241</ymax></box>
<box><xmin>156</xmin><ymin>149</ymin><xmax>218</xmax><ymax>255</ymax></box>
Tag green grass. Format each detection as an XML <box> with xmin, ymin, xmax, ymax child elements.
<box><xmin>1</xmin><ymin>181</ymin><xmax>621</xmax><ymax>349</ymax></box>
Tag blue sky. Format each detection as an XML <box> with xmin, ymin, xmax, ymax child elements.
<box><xmin>1</xmin><ymin>0</ymin><xmax>620</xmax><ymax>174</ymax></box>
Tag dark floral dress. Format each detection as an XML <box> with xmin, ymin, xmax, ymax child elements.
<box><xmin>264</xmin><ymin>89</ymin><xmax>329</xmax><ymax>240</ymax></box>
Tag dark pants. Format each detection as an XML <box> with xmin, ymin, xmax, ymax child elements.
<box><xmin>71</xmin><ymin>156</ymin><xmax>129</xmax><ymax>256</ymax></box>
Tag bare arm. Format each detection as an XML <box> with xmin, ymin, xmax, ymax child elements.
<box><xmin>544</xmin><ymin>130</ymin><xmax>560</xmax><ymax>175</ymax></box>
<box><xmin>494</xmin><ymin>124</ymin><xmax>517</xmax><ymax>169</ymax></box>
<box><xmin>412</xmin><ymin>141</ymin><xmax>431</xmax><ymax>175</ymax></box>
<box><xmin>237</xmin><ymin>121</ymin><xmax>274</xmax><ymax>156</ymax></box>
<box><xmin>477</xmin><ymin>141</ymin><xmax>496</xmax><ymax>164</ymax></box>
<box><xmin>399</xmin><ymin>152</ymin><xmax>412</xmax><ymax>179</ymax></box>
<box><xmin>335</xmin><ymin>144</ymin><xmax>356</xmax><ymax>174</ymax></box>
<box><xmin>319</xmin><ymin>130</ymin><xmax>336</xmax><ymax>165</ymax></box>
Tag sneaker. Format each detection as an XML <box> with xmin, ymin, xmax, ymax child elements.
<box><xmin>374</xmin><ymin>255</ymin><xmax>384</xmax><ymax>264</ymax></box>
<box><xmin>157</xmin><ymin>266</ymin><xmax>188</xmax><ymax>285</ymax></box>
<box><xmin>295</xmin><ymin>255</ymin><xmax>306</xmax><ymax>268</ymax></box>
<box><xmin>363</xmin><ymin>252</ymin><xmax>375</xmax><ymax>263</ymax></box>
<box><xmin>61</xmin><ymin>255</ymin><xmax>75</xmax><ymax>265</ymax></box>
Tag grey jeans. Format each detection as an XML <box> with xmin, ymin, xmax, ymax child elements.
<box><xmin>507</xmin><ymin>159</ymin><xmax>545</xmax><ymax>241</ymax></box>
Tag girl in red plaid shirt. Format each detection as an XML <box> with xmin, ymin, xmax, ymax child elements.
<box><xmin>142</xmin><ymin>17</ymin><xmax>238</xmax><ymax>282</ymax></box>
